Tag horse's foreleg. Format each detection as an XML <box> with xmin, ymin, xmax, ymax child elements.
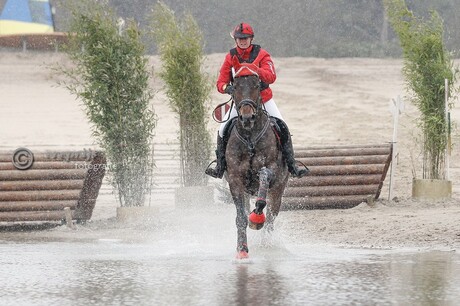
<box><xmin>249</xmin><ymin>167</ymin><xmax>273</xmax><ymax>230</ymax></box>
<box><xmin>233</xmin><ymin>193</ymin><xmax>249</xmax><ymax>258</ymax></box>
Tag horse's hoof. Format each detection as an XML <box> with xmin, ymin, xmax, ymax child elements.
<box><xmin>248</xmin><ymin>210</ymin><xmax>265</xmax><ymax>230</ymax></box>
<box><xmin>236</xmin><ymin>244</ymin><xmax>249</xmax><ymax>259</ymax></box>
<box><xmin>236</xmin><ymin>250</ymin><xmax>249</xmax><ymax>259</ymax></box>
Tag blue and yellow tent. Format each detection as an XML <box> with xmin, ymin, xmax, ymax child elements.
<box><xmin>0</xmin><ymin>0</ymin><xmax>54</xmax><ymax>35</ymax></box>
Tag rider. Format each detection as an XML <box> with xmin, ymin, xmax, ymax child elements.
<box><xmin>205</xmin><ymin>22</ymin><xmax>308</xmax><ymax>179</ymax></box>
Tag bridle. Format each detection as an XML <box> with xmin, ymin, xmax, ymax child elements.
<box><xmin>232</xmin><ymin>75</ymin><xmax>270</xmax><ymax>156</ymax></box>
<box><xmin>232</xmin><ymin>72</ymin><xmax>262</xmax><ymax>122</ymax></box>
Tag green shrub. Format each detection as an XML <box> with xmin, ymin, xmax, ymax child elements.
<box><xmin>150</xmin><ymin>2</ymin><xmax>212</xmax><ymax>187</ymax></box>
<box><xmin>385</xmin><ymin>0</ymin><xmax>457</xmax><ymax>179</ymax></box>
<box><xmin>59</xmin><ymin>1</ymin><xmax>156</xmax><ymax>206</ymax></box>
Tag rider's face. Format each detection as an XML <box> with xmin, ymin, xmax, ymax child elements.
<box><xmin>236</xmin><ymin>37</ymin><xmax>252</xmax><ymax>49</ymax></box>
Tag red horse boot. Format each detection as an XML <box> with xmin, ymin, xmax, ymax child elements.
<box><xmin>248</xmin><ymin>199</ymin><xmax>266</xmax><ymax>230</ymax></box>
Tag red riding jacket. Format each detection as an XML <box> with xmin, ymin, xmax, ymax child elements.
<box><xmin>216</xmin><ymin>44</ymin><xmax>276</xmax><ymax>103</ymax></box>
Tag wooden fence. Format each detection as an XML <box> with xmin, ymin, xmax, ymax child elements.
<box><xmin>0</xmin><ymin>33</ymin><xmax>68</xmax><ymax>51</ymax></box>
<box><xmin>0</xmin><ymin>149</ymin><xmax>106</xmax><ymax>222</ymax></box>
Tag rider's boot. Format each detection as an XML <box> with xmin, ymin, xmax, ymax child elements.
<box><xmin>205</xmin><ymin>133</ymin><xmax>227</xmax><ymax>179</ymax></box>
<box><xmin>275</xmin><ymin>118</ymin><xmax>309</xmax><ymax>178</ymax></box>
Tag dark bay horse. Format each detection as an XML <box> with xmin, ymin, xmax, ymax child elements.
<box><xmin>225</xmin><ymin>60</ymin><xmax>289</xmax><ymax>259</ymax></box>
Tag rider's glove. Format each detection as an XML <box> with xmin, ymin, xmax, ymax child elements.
<box><xmin>224</xmin><ymin>84</ymin><xmax>234</xmax><ymax>95</ymax></box>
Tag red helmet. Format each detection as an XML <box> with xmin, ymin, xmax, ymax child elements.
<box><xmin>231</xmin><ymin>23</ymin><xmax>254</xmax><ymax>39</ymax></box>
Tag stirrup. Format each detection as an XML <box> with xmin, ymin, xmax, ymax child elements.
<box><xmin>205</xmin><ymin>160</ymin><xmax>224</xmax><ymax>179</ymax></box>
<box><xmin>290</xmin><ymin>160</ymin><xmax>309</xmax><ymax>178</ymax></box>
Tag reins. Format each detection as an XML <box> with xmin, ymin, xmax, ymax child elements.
<box><xmin>233</xmin><ymin>90</ymin><xmax>270</xmax><ymax>156</ymax></box>
<box><xmin>212</xmin><ymin>97</ymin><xmax>233</xmax><ymax>123</ymax></box>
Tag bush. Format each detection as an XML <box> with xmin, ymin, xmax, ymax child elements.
<box><xmin>59</xmin><ymin>1</ymin><xmax>156</xmax><ymax>206</ymax></box>
<box><xmin>385</xmin><ymin>0</ymin><xmax>457</xmax><ymax>179</ymax></box>
<box><xmin>150</xmin><ymin>2</ymin><xmax>212</xmax><ymax>187</ymax></box>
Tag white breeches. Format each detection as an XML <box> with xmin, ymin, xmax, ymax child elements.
<box><xmin>218</xmin><ymin>98</ymin><xmax>283</xmax><ymax>137</ymax></box>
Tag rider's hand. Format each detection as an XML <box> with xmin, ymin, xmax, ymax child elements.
<box><xmin>224</xmin><ymin>84</ymin><xmax>234</xmax><ymax>95</ymax></box>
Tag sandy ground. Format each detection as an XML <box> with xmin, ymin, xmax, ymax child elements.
<box><xmin>0</xmin><ymin>51</ymin><xmax>459</xmax><ymax>251</ymax></box>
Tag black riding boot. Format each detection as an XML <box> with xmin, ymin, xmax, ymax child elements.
<box><xmin>205</xmin><ymin>134</ymin><xmax>227</xmax><ymax>179</ymax></box>
<box><xmin>275</xmin><ymin>118</ymin><xmax>309</xmax><ymax>178</ymax></box>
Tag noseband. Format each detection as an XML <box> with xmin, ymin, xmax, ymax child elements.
<box><xmin>236</xmin><ymin>98</ymin><xmax>259</xmax><ymax>118</ymax></box>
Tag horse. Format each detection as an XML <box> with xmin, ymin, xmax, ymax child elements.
<box><xmin>225</xmin><ymin>59</ymin><xmax>289</xmax><ymax>259</ymax></box>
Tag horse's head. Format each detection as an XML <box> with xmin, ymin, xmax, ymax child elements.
<box><xmin>232</xmin><ymin>57</ymin><xmax>262</xmax><ymax>130</ymax></box>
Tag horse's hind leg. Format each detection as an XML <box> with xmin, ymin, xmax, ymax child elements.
<box><xmin>248</xmin><ymin>167</ymin><xmax>273</xmax><ymax>230</ymax></box>
<box><xmin>265</xmin><ymin>192</ymin><xmax>282</xmax><ymax>232</ymax></box>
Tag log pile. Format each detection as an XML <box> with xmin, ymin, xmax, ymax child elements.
<box><xmin>283</xmin><ymin>144</ymin><xmax>392</xmax><ymax>210</ymax></box>
<box><xmin>0</xmin><ymin>149</ymin><xmax>106</xmax><ymax>222</ymax></box>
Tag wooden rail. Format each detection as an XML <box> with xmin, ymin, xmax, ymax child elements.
<box><xmin>0</xmin><ymin>149</ymin><xmax>106</xmax><ymax>222</ymax></box>
<box><xmin>282</xmin><ymin>144</ymin><xmax>392</xmax><ymax>210</ymax></box>
<box><xmin>0</xmin><ymin>32</ymin><xmax>68</xmax><ymax>51</ymax></box>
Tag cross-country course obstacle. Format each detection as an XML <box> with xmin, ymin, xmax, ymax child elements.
<box><xmin>0</xmin><ymin>149</ymin><xmax>106</xmax><ymax>223</ymax></box>
<box><xmin>282</xmin><ymin>143</ymin><xmax>392</xmax><ymax>210</ymax></box>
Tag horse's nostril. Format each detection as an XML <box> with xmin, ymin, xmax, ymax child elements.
<box><xmin>251</xmin><ymin>114</ymin><xmax>255</xmax><ymax>120</ymax></box>
<box><xmin>239</xmin><ymin>115</ymin><xmax>243</xmax><ymax>121</ymax></box>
